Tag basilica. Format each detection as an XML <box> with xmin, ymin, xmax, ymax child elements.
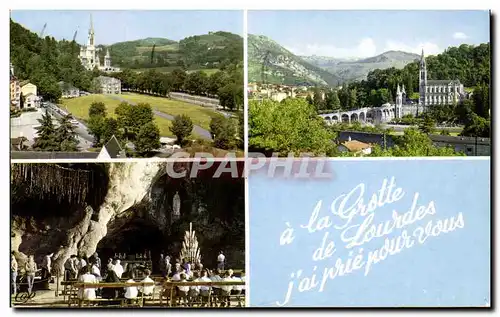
<box><xmin>418</xmin><ymin>49</ymin><xmax>465</xmax><ymax>108</ymax></box>
<box><xmin>79</xmin><ymin>15</ymin><xmax>120</xmax><ymax>73</ymax></box>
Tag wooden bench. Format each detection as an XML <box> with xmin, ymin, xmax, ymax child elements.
<box><xmin>160</xmin><ymin>281</ymin><xmax>246</xmax><ymax>308</ymax></box>
<box><xmin>69</xmin><ymin>282</ymin><xmax>156</xmax><ymax>308</ymax></box>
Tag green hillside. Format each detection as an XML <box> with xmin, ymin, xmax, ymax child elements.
<box><xmin>103</xmin><ymin>31</ymin><xmax>243</xmax><ymax>72</ymax></box>
<box><xmin>248</xmin><ymin>34</ymin><xmax>340</xmax><ymax>86</ymax></box>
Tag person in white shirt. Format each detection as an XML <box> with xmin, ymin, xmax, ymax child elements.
<box><xmin>78</xmin><ymin>266</ymin><xmax>98</xmax><ymax>300</ymax></box>
<box><xmin>123</xmin><ymin>271</ymin><xmax>138</xmax><ymax>302</ymax></box>
<box><xmin>176</xmin><ymin>273</ymin><xmax>189</xmax><ymax>306</ymax></box>
<box><xmin>113</xmin><ymin>259</ymin><xmax>124</xmax><ymax>279</ymax></box>
<box><xmin>91</xmin><ymin>259</ymin><xmax>101</xmax><ymax>281</ymax></box>
<box><xmin>171</xmin><ymin>268</ymin><xmax>182</xmax><ymax>281</ymax></box>
<box><xmin>220</xmin><ymin>272</ymin><xmax>233</xmax><ymax>307</ymax></box>
<box><xmin>217</xmin><ymin>251</ymin><xmax>225</xmax><ymax>270</ymax></box>
<box><xmin>198</xmin><ymin>270</ymin><xmax>212</xmax><ymax>306</ymax></box>
<box><xmin>106</xmin><ymin>258</ymin><xmax>114</xmax><ymax>271</ymax></box>
<box><xmin>232</xmin><ymin>273</ymin><xmax>243</xmax><ymax>295</ymax></box>
<box><xmin>139</xmin><ymin>269</ymin><xmax>155</xmax><ymax>297</ymax></box>
<box><xmin>210</xmin><ymin>269</ymin><xmax>222</xmax><ymax>305</ymax></box>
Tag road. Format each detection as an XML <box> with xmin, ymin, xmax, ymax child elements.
<box><xmin>44</xmin><ymin>103</ymin><xmax>94</xmax><ymax>150</ymax></box>
<box><xmin>382</xmin><ymin>123</ymin><xmax>463</xmax><ymax>133</ymax></box>
<box><xmin>108</xmin><ymin>95</ymin><xmax>213</xmax><ymax>140</ymax></box>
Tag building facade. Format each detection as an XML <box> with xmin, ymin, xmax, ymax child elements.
<box><xmin>10</xmin><ymin>77</ymin><xmax>21</xmax><ymax>107</ymax></box>
<box><xmin>418</xmin><ymin>49</ymin><xmax>464</xmax><ymax>108</ymax></box>
<box><xmin>58</xmin><ymin>82</ymin><xmax>80</xmax><ymax>98</ymax></box>
<box><xmin>95</xmin><ymin>76</ymin><xmax>121</xmax><ymax>94</ymax></box>
<box><xmin>79</xmin><ymin>15</ymin><xmax>120</xmax><ymax>73</ymax></box>
<box><xmin>10</xmin><ymin>64</ymin><xmax>21</xmax><ymax>107</ymax></box>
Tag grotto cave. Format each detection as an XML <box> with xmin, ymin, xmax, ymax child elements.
<box><xmin>11</xmin><ymin>162</ymin><xmax>245</xmax><ymax>277</ymax></box>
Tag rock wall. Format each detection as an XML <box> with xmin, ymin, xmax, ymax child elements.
<box><xmin>13</xmin><ymin>162</ymin><xmax>162</xmax><ymax>275</ymax></box>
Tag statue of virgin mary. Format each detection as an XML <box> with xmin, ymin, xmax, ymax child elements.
<box><xmin>173</xmin><ymin>191</ymin><xmax>181</xmax><ymax>218</ymax></box>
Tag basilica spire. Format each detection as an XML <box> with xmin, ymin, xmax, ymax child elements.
<box><xmin>88</xmin><ymin>14</ymin><xmax>95</xmax><ymax>46</ymax></box>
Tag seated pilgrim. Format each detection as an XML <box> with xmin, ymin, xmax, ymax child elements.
<box><xmin>171</xmin><ymin>268</ymin><xmax>182</xmax><ymax>281</ymax></box>
<box><xmin>124</xmin><ymin>271</ymin><xmax>138</xmax><ymax>300</ymax></box>
<box><xmin>113</xmin><ymin>259</ymin><xmax>124</xmax><ymax>279</ymax></box>
<box><xmin>176</xmin><ymin>273</ymin><xmax>190</xmax><ymax>302</ymax></box>
<box><xmin>188</xmin><ymin>271</ymin><xmax>200</xmax><ymax>298</ymax></box>
<box><xmin>139</xmin><ymin>269</ymin><xmax>155</xmax><ymax>296</ymax></box>
<box><xmin>91</xmin><ymin>259</ymin><xmax>101</xmax><ymax>280</ymax></box>
<box><xmin>78</xmin><ymin>266</ymin><xmax>98</xmax><ymax>300</ymax></box>
<box><xmin>101</xmin><ymin>269</ymin><xmax>122</xmax><ymax>300</ymax></box>
<box><xmin>210</xmin><ymin>269</ymin><xmax>223</xmax><ymax>296</ymax></box>
<box><xmin>198</xmin><ymin>270</ymin><xmax>212</xmax><ymax>298</ymax></box>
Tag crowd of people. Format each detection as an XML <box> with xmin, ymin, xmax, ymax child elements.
<box><xmin>11</xmin><ymin>249</ymin><xmax>245</xmax><ymax>307</ymax></box>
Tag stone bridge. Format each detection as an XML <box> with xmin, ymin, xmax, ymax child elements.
<box><xmin>319</xmin><ymin>103</ymin><xmax>397</xmax><ymax>125</ymax></box>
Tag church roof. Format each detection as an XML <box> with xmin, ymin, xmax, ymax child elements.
<box><xmin>427</xmin><ymin>79</ymin><xmax>461</xmax><ymax>85</ymax></box>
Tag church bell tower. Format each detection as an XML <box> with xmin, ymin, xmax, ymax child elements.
<box><xmin>419</xmin><ymin>48</ymin><xmax>427</xmax><ymax>107</ymax></box>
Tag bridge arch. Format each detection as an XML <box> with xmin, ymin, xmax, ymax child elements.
<box><xmin>359</xmin><ymin>112</ymin><xmax>365</xmax><ymax>122</ymax></box>
<box><xmin>341</xmin><ymin>114</ymin><xmax>349</xmax><ymax>123</ymax></box>
<box><xmin>350</xmin><ymin>113</ymin><xmax>358</xmax><ymax>122</ymax></box>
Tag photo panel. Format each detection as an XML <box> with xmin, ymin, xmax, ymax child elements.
<box><xmin>247</xmin><ymin>10</ymin><xmax>490</xmax><ymax>158</ymax></box>
<box><xmin>10</xmin><ymin>161</ymin><xmax>245</xmax><ymax>308</ymax></box>
<box><xmin>247</xmin><ymin>157</ymin><xmax>490</xmax><ymax>307</ymax></box>
<box><xmin>10</xmin><ymin>10</ymin><xmax>244</xmax><ymax>160</ymax></box>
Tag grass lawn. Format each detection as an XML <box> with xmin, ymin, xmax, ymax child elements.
<box><xmin>119</xmin><ymin>93</ymin><xmax>223</xmax><ymax>130</ymax></box>
<box><xmin>61</xmin><ymin>94</ymin><xmax>174</xmax><ymax>137</ymax></box>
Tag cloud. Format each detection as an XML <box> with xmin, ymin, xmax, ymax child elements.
<box><xmin>384</xmin><ymin>40</ymin><xmax>442</xmax><ymax>56</ymax></box>
<box><xmin>452</xmin><ymin>32</ymin><xmax>468</xmax><ymax>40</ymax></box>
<box><xmin>286</xmin><ymin>38</ymin><xmax>443</xmax><ymax>58</ymax></box>
<box><xmin>286</xmin><ymin>37</ymin><xmax>377</xmax><ymax>59</ymax></box>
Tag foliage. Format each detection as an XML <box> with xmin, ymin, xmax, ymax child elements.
<box><xmin>249</xmin><ymin>98</ymin><xmax>335</xmax><ymax>156</ymax></box>
<box><xmin>107</xmin><ymin>32</ymin><xmax>242</xmax><ymax>71</ymax></box>
<box><xmin>10</xmin><ymin>19</ymin><xmax>97</xmax><ymax>101</ymax></box>
<box><xmin>371</xmin><ymin>128</ymin><xmax>464</xmax><ymax>156</ymax></box>
<box><xmin>461</xmin><ymin>114</ymin><xmax>490</xmax><ymax>138</ymax></box>
<box><xmin>32</xmin><ymin>110</ymin><xmax>59</xmax><ymax>151</ymax></box>
<box><xmin>210</xmin><ymin>116</ymin><xmax>237</xmax><ymax>150</ymax></box>
<box><xmin>114</xmin><ymin>63</ymin><xmax>243</xmax><ymax>110</ymax></box>
<box><xmin>134</xmin><ymin>122</ymin><xmax>161</xmax><ymax>155</ymax></box>
<box><xmin>88</xmin><ymin>101</ymin><xmax>107</xmax><ymax>118</ymax></box>
<box><xmin>170</xmin><ymin>114</ymin><xmax>194</xmax><ymax>145</ymax></box>
<box><xmin>55</xmin><ymin>114</ymin><xmax>79</xmax><ymax>151</ymax></box>
<box><xmin>418</xmin><ymin>114</ymin><xmax>436</xmax><ymax>134</ymax></box>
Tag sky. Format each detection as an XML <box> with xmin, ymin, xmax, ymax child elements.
<box><xmin>10</xmin><ymin>10</ymin><xmax>243</xmax><ymax>45</ymax></box>
<box><xmin>248</xmin><ymin>10</ymin><xmax>490</xmax><ymax>58</ymax></box>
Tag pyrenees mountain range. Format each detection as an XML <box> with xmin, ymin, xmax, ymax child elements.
<box><xmin>248</xmin><ymin>34</ymin><xmax>420</xmax><ymax>86</ymax></box>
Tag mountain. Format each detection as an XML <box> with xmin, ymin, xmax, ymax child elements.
<box><xmin>305</xmin><ymin>50</ymin><xmax>420</xmax><ymax>82</ymax></box>
<box><xmin>248</xmin><ymin>34</ymin><xmax>341</xmax><ymax>86</ymax></box>
<box><xmin>102</xmin><ymin>31</ymin><xmax>243</xmax><ymax>71</ymax></box>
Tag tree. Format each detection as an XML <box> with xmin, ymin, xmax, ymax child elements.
<box><xmin>127</xmin><ymin>103</ymin><xmax>155</xmax><ymax>140</ymax></box>
<box><xmin>210</xmin><ymin>116</ymin><xmax>236</xmax><ymax>149</ymax></box>
<box><xmin>349</xmin><ymin>88</ymin><xmax>358</xmax><ymax>110</ymax></box>
<box><xmin>473</xmin><ymin>83</ymin><xmax>490</xmax><ymax>118</ymax></box>
<box><xmin>170</xmin><ymin>114</ymin><xmax>193</xmax><ymax>145</ymax></box>
<box><xmin>55</xmin><ymin>114</ymin><xmax>79</xmax><ymax>151</ymax></box>
<box><xmin>102</xmin><ymin>117</ymin><xmax>120</xmax><ymax>142</ymax></box>
<box><xmin>372</xmin><ymin>128</ymin><xmax>462</xmax><ymax>157</ymax></box>
<box><xmin>305</xmin><ymin>94</ymin><xmax>314</xmax><ymax>105</ymax></box>
<box><xmin>88</xmin><ymin>101</ymin><xmax>107</xmax><ymax>118</ymax></box>
<box><xmin>134</xmin><ymin>122</ymin><xmax>161</xmax><ymax>155</ymax></box>
<box><xmin>249</xmin><ymin>98</ymin><xmax>336</xmax><ymax>156</ymax></box>
<box><xmin>418</xmin><ymin>114</ymin><xmax>435</xmax><ymax>134</ymax></box>
<box><xmin>237</xmin><ymin>111</ymin><xmax>244</xmax><ymax>148</ymax></box>
<box><xmin>87</xmin><ymin>115</ymin><xmax>106</xmax><ymax>146</ymax></box>
<box><xmin>32</xmin><ymin>110</ymin><xmax>59</xmax><ymax>151</ymax></box>
<box><xmin>461</xmin><ymin>114</ymin><xmax>490</xmax><ymax>137</ymax></box>
<box><xmin>115</xmin><ymin>102</ymin><xmax>134</xmax><ymax>138</ymax></box>
<box><xmin>325</xmin><ymin>90</ymin><xmax>340</xmax><ymax>110</ymax></box>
